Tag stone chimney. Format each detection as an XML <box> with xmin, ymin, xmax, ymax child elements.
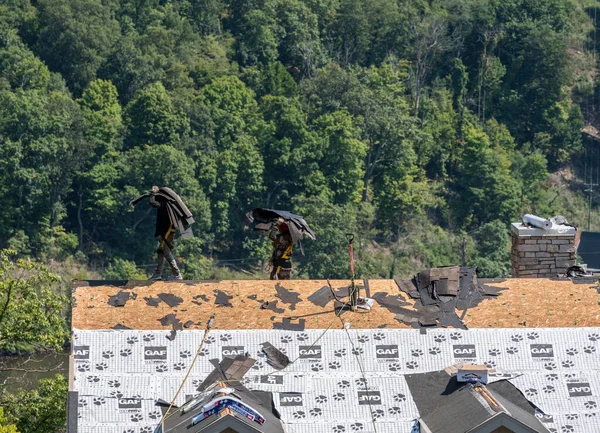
<box><xmin>511</xmin><ymin>222</ymin><xmax>577</xmax><ymax>277</ymax></box>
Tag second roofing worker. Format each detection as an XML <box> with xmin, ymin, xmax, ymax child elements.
<box><xmin>268</xmin><ymin>218</ymin><xmax>293</xmax><ymax>280</ymax></box>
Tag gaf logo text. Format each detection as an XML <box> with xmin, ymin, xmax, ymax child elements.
<box><xmin>260</xmin><ymin>375</ymin><xmax>283</xmax><ymax>385</ymax></box>
<box><xmin>376</xmin><ymin>345</ymin><xmax>399</xmax><ymax>359</ymax></box>
<box><xmin>144</xmin><ymin>346</ymin><xmax>167</xmax><ymax>360</ymax></box>
<box><xmin>299</xmin><ymin>345</ymin><xmax>321</xmax><ymax>359</ymax></box>
<box><xmin>530</xmin><ymin>344</ymin><xmax>554</xmax><ymax>358</ymax></box>
<box><xmin>453</xmin><ymin>345</ymin><xmax>476</xmax><ymax>358</ymax></box>
<box><xmin>118</xmin><ymin>398</ymin><xmax>142</xmax><ymax>409</ymax></box>
<box><xmin>279</xmin><ymin>393</ymin><xmax>303</xmax><ymax>406</ymax></box>
<box><xmin>567</xmin><ymin>382</ymin><xmax>593</xmax><ymax>397</ymax></box>
<box><xmin>73</xmin><ymin>346</ymin><xmax>90</xmax><ymax>360</ymax></box>
<box><xmin>222</xmin><ymin>346</ymin><xmax>245</xmax><ymax>358</ymax></box>
<box><xmin>358</xmin><ymin>391</ymin><xmax>381</xmax><ymax>405</ymax></box>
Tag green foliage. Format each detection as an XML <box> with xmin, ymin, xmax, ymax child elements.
<box><xmin>0</xmin><ymin>374</ymin><xmax>67</xmax><ymax>433</ymax></box>
<box><xmin>0</xmin><ymin>407</ymin><xmax>19</xmax><ymax>433</ymax></box>
<box><xmin>103</xmin><ymin>258</ymin><xmax>146</xmax><ymax>280</ymax></box>
<box><xmin>0</xmin><ymin>250</ymin><xmax>68</xmax><ymax>353</ymax></box>
<box><xmin>471</xmin><ymin>220</ymin><xmax>511</xmax><ymax>277</ymax></box>
<box><xmin>0</xmin><ymin>0</ymin><xmax>597</xmax><ymax>281</ymax></box>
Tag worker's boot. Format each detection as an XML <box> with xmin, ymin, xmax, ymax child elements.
<box><xmin>167</xmin><ymin>253</ymin><xmax>183</xmax><ymax>280</ymax></box>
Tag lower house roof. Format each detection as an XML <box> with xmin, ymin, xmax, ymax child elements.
<box><xmin>71</xmin><ymin>278</ymin><xmax>600</xmax><ymax>331</ymax></box>
<box><xmin>71</xmin><ymin>327</ymin><xmax>600</xmax><ymax>433</ymax></box>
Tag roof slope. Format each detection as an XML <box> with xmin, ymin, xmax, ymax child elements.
<box><xmin>72</xmin><ymin>278</ymin><xmax>600</xmax><ymax>331</ymax></box>
<box><xmin>71</xmin><ymin>327</ymin><xmax>600</xmax><ymax>433</ymax></box>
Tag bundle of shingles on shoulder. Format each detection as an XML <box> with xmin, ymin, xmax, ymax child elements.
<box><xmin>394</xmin><ymin>267</ymin><xmax>505</xmax><ymax>329</ymax></box>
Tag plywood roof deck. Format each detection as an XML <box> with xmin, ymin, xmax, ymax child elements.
<box><xmin>71</xmin><ymin>278</ymin><xmax>600</xmax><ymax>331</ymax></box>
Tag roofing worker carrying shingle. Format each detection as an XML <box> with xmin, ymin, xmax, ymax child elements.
<box><xmin>130</xmin><ymin>186</ymin><xmax>195</xmax><ymax>281</ymax></box>
<box><xmin>245</xmin><ymin>208</ymin><xmax>316</xmax><ymax>280</ymax></box>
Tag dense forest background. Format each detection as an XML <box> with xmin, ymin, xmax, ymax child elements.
<box><xmin>1</xmin><ymin>0</ymin><xmax>600</xmax><ymax>281</ymax></box>
<box><xmin>2</xmin><ymin>0</ymin><xmax>600</xmax><ymax>431</ymax></box>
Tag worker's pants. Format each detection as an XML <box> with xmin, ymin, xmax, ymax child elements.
<box><xmin>154</xmin><ymin>233</ymin><xmax>180</xmax><ymax>277</ymax></box>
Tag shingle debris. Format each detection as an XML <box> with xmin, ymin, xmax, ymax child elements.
<box><xmin>394</xmin><ymin>266</ymin><xmax>506</xmax><ymax>329</ymax></box>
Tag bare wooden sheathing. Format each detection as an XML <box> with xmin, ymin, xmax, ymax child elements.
<box><xmin>72</xmin><ymin>278</ymin><xmax>600</xmax><ymax>331</ymax></box>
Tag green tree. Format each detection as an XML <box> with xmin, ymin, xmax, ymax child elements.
<box><xmin>31</xmin><ymin>0</ymin><xmax>121</xmax><ymax>95</ymax></box>
<box><xmin>0</xmin><ymin>250</ymin><xmax>68</xmax><ymax>353</ymax></box>
<box><xmin>0</xmin><ymin>407</ymin><xmax>18</xmax><ymax>433</ymax></box>
<box><xmin>124</xmin><ymin>81</ymin><xmax>190</xmax><ymax>148</ymax></box>
<box><xmin>0</xmin><ymin>375</ymin><xmax>67</xmax><ymax>433</ymax></box>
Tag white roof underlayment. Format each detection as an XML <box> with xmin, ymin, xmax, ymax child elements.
<box><xmin>72</xmin><ymin>327</ymin><xmax>600</xmax><ymax>433</ymax></box>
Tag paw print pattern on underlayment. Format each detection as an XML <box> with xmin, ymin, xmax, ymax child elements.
<box><xmin>310</xmin><ymin>408</ymin><xmax>322</xmax><ymax>417</ymax></box>
<box><xmin>434</xmin><ymin>335</ymin><xmax>446</xmax><ymax>343</ymax></box>
<box><xmin>311</xmin><ymin>362</ymin><xmax>323</xmax><ymax>372</ymax></box>
<box><xmin>561</xmin><ymin>425</ymin><xmax>574</xmax><ymax>433</ymax></box>
<box><xmin>527</xmin><ymin>331</ymin><xmax>540</xmax><ymax>340</ymax></box>
<box><xmin>220</xmin><ymin>333</ymin><xmax>232</xmax><ymax>341</ymax></box>
<box><xmin>329</xmin><ymin>361</ymin><xmax>341</xmax><ymax>369</ymax></box>
<box><xmin>333</xmin><ymin>392</ymin><xmax>345</xmax><ymax>401</ymax></box>
<box><xmin>87</xmin><ymin>375</ymin><xmax>99</xmax><ymax>383</ymax></box>
<box><xmin>543</xmin><ymin>385</ymin><xmax>556</xmax><ymax>394</ymax></box>
<box><xmin>120</xmin><ymin>348</ymin><xmax>132</xmax><ymax>357</ymax></box>
<box><xmin>373</xmin><ymin>332</ymin><xmax>385</xmax><ymax>341</ymax></box>
<box><xmin>352</xmin><ymin>347</ymin><xmax>364</xmax><ymax>355</ymax></box>
<box><xmin>148</xmin><ymin>410</ymin><xmax>161</xmax><ymax>419</ymax></box>
<box><xmin>449</xmin><ymin>332</ymin><xmax>463</xmax><ymax>340</ymax></box>
<box><xmin>292</xmin><ymin>411</ymin><xmax>305</xmax><ymax>419</ymax></box>
<box><xmin>394</xmin><ymin>393</ymin><xmax>406</xmax><ymax>403</ymax></box>
<box><xmin>584</xmin><ymin>345</ymin><xmax>596</xmax><ymax>354</ymax></box>
<box><xmin>130</xmin><ymin>413</ymin><xmax>143</xmax><ymax>422</ymax></box>
<box><xmin>95</xmin><ymin>362</ymin><xmax>108</xmax><ymax>371</ymax></box>
<box><xmin>334</xmin><ymin>348</ymin><xmax>347</xmax><ymax>357</ymax></box>
<box><xmin>173</xmin><ymin>362</ymin><xmax>186</xmax><ymax>371</ymax></box>
<box><xmin>155</xmin><ymin>364</ymin><xmax>168</xmax><ymax>372</ymax></box>
<box><xmin>142</xmin><ymin>334</ymin><xmax>155</xmax><ymax>342</ymax></box>
<box><xmin>429</xmin><ymin>347</ymin><xmax>441</xmax><ymax>355</ymax></box>
<box><xmin>140</xmin><ymin>427</ymin><xmax>153</xmax><ymax>433</ymax></box>
<box><xmin>561</xmin><ymin>360</ymin><xmax>575</xmax><ymax>368</ymax></box>
<box><xmin>485</xmin><ymin>360</ymin><xmax>496</xmax><ymax>369</ymax></box>
<box><xmin>524</xmin><ymin>388</ymin><xmax>538</xmax><ymax>397</ymax></box>
<box><xmin>280</xmin><ymin>335</ymin><xmax>293</xmax><ymax>344</ymax></box>
<box><xmin>388</xmin><ymin>406</ymin><xmax>402</xmax><ymax>415</ymax></box>
<box><xmin>584</xmin><ymin>401</ymin><xmax>597</xmax><ymax>410</ymax></box>
<box><xmin>357</xmin><ymin>335</ymin><xmax>370</xmax><ymax>343</ymax></box>
<box><xmin>77</xmin><ymin>364</ymin><xmax>90</xmax><ymax>372</ymax></box>
<box><xmin>180</xmin><ymin>350</ymin><xmax>191</xmax><ymax>358</ymax></box>
<box><xmin>589</xmin><ymin>332</ymin><xmax>600</xmax><ymax>341</ymax></box>
<box><xmin>489</xmin><ymin>348</ymin><xmax>501</xmax><ymax>357</ymax></box>
<box><xmin>338</xmin><ymin>380</ymin><xmax>350</xmax><ymax>389</ymax></box>
<box><xmin>544</xmin><ymin>362</ymin><xmax>557</xmax><ymax>370</ymax></box>
<box><xmin>411</xmin><ymin>349</ymin><xmax>423</xmax><ymax>357</ymax></box>
<box><xmin>315</xmin><ymin>395</ymin><xmax>328</xmax><ymax>404</ymax></box>
<box><xmin>204</xmin><ymin>335</ymin><xmax>216</xmax><ymax>344</ymax></box>
<box><xmin>350</xmin><ymin>423</ymin><xmax>364</xmax><ymax>432</ymax></box>
<box><xmin>332</xmin><ymin>426</ymin><xmax>345</xmax><ymax>433</ymax></box>
<box><xmin>102</xmin><ymin>350</ymin><xmax>114</xmax><ymax>359</ymax></box>
<box><xmin>78</xmin><ymin>398</ymin><xmax>88</xmax><ymax>407</ymax></box>
<box><xmin>566</xmin><ymin>348</ymin><xmax>579</xmax><ymax>356</ymax></box>
<box><xmin>506</xmin><ymin>346</ymin><xmax>519</xmax><ymax>355</ymax></box>
<box><xmin>198</xmin><ymin>347</ymin><xmax>209</xmax><ymax>356</ymax></box>
<box><xmin>110</xmin><ymin>390</ymin><xmax>123</xmax><ymax>399</ymax></box>
<box><xmin>388</xmin><ymin>362</ymin><xmax>402</xmax><ymax>372</ymax></box>
<box><xmin>565</xmin><ymin>414</ymin><xmax>579</xmax><ymax>421</ymax></box>
<box><xmin>252</xmin><ymin>360</ymin><xmax>264</xmax><ymax>370</ymax></box>
<box><xmin>126</xmin><ymin>336</ymin><xmax>138</xmax><ymax>344</ymax></box>
<box><xmin>546</xmin><ymin>374</ymin><xmax>559</xmax><ymax>381</ymax></box>
<box><xmin>372</xmin><ymin>409</ymin><xmax>385</xmax><ymax>419</ymax></box>
<box><xmin>511</xmin><ymin>334</ymin><xmax>523</xmax><ymax>342</ymax></box>
<box><xmin>108</xmin><ymin>380</ymin><xmax>121</xmax><ymax>388</ymax></box>
<box><xmin>406</xmin><ymin>360</ymin><xmax>419</xmax><ymax>369</ymax></box>
<box><xmin>296</xmin><ymin>333</ymin><xmax>309</xmax><ymax>342</ymax></box>
<box><xmin>355</xmin><ymin>378</ymin><xmax>367</xmax><ymax>387</ymax></box>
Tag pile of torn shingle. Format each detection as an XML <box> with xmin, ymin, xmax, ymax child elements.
<box><xmin>394</xmin><ymin>266</ymin><xmax>505</xmax><ymax>329</ymax></box>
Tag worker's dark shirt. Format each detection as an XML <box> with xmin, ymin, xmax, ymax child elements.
<box><xmin>150</xmin><ymin>195</ymin><xmax>171</xmax><ymax>237</ymax></box>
